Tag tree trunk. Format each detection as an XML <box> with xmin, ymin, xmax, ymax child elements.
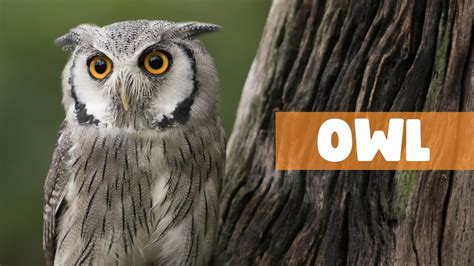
<box><xmin>215</xmin><ymin>0</ymin><xmax>473</xmax><ymax>265</ymax></box>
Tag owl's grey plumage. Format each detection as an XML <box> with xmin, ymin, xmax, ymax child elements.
<box><xmin>43</xmin><ymin>20</ymin><xmax>225</xmax><ymax>265</ymax></box>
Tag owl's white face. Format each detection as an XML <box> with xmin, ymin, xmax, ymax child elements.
<box><xmin>59</xmin><ymin>20</ymin><xmax>220</xmax><ymax>132</ymax></box>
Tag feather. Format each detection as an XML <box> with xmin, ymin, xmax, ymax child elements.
<box><xmin>43</xmin><ymin>120</ymin><xmax>73</xmax><ymax>266</ymax></box>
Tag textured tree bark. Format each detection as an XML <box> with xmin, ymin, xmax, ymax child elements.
<box><xmin>214</xmin><ymin>0</ymin><xmax>473</xmax><ymax>265</ymax></box>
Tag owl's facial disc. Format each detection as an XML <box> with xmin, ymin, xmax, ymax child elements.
<box><xmin>60</xmin><ymin>20</ymin><xmax>220</xmax><ymax>131</ymax></box>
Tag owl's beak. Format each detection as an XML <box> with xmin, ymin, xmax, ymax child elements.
<box><xmin>118</xmin><ymin>86</ymin><xmax>130</xmax><ymax>111</ymax></box>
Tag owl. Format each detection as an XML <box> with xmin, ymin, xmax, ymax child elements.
<box><xmin>42</xmin><ymin>20</ymin><xmax>225</xmax><ymax>265</ymax></box>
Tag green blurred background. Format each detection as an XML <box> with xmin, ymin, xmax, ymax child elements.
<box><xmin>0</xmin><ymin>0</ymin><xmax>270</xmax><ymax>264</ymax></box>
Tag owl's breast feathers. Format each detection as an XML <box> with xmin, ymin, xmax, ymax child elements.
<box><xmin>43</xmin><ymin>120</ymin><xmax>225</xmax><ymax>265</ymax></box>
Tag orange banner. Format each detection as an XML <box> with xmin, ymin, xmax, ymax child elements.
<box><xmin>275</xmin><ymin>112</ymin><xmax>474</xmax><ymax>170</ymax></box>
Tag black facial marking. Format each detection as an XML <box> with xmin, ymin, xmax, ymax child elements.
<box><xmin>157</xmin><ymin>115</ymin><xmax>171</xmax><ymax>129</ymax></box>
<box><xmin>69</xmin><ymin>53</ymin><xmax>100</xmax><ymax>126</ymax></box>
<box><xmin>75</xmin><ymin>103</ymin><xmax>100</xmax><ymax>126</ymax></box>
<box><xmin>153</xmin><ymin>43</ymin><xmax>197</xmax><ymax>130</ymax></box>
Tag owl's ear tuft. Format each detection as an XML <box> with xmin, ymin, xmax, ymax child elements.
<box><xmin>55</xmin><ymin>24</ymin><xmax>98</xmax><ymax>52</ymax></box>
<box><xmin>55</xmin><ymin>32</ymin><xmax>80</xmax><ymax>52</ymax></box>
<box><xmin>175</xmin><ymin>22</ymin><xmax>221</xmax><ymax>39</ymax></box>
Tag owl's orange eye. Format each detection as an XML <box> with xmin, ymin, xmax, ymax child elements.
<box><xmin>143</xmin><ymin>51</ymin><xmax>170</xmax><ymax>75</ymax></box>
<box><xmin>88</xmin><ymin>56</ymin><xmax>112</xmax><ymax>79</ymax></box>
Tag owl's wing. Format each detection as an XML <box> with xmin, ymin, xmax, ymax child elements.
<box><xmin>43</xmin><ymin>120</ymin><xmax>73</xmax><ymax>266</ymax></box>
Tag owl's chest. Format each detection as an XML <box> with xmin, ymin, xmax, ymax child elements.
<box><xmin>68</xmin><ymin>134</ymin><xmax>159</xmax><ymax>200</ymax></box>
<box><xmin>58</xmin><ymin>133</ymin><xmax>180</xmax><ymax>262</ymax></box>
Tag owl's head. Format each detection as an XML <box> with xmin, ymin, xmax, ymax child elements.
<box><xmin>57</xmin><ymin>20</ymin><xmax>220</xmax><ymax>132</ymax></box>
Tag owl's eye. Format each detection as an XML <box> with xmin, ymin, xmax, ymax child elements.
<box><xmin>88</xmin><ymin>56</ymin><xmax>113</xmax><ymax>79</ymax></box>
<box><xmin>143</xmin><ymin>51</ymin><xmax>170</xmax><ymax>75</ymax></box>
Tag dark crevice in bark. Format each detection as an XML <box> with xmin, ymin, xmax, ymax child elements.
<box><xmin>310</xmin><ymin>10</ymin><xmax>346</xmax><ymax>112</ymax></box>
<box><xmin>323</xmin><ymin>0</ymin><xmax>380</xmax><ymax>112</ymax></box>
<box><xmin>438</xmin><ymin>171</ymin><xmax>454</xmax><ymax>265</ymax></box>
<box><xmin>459</xmin><ymin>32</ymin><xmax>473</xmax><ymax>112</ymax></box>
<box><xmin>219</xmin><ymin>176</ymin><xmax>257</xmax><ymax>249</ymax></box>
<box><xmin>251</xmin><ymin>181</ymin><xmax>290</xmax><ymax>262</ymax></box>
<box><xmin>276</xmin><ymin>175</ymin><xmax>308</xmax><ymax>263</ymax></box>
<box><xmin>283</xmin><ymin>1</ymin><xmax>323</xmax><ymax>109</ymax></box>
<box><xmin>339</xmin><ymin>192</ymin><xmax>351</xmax><ymax>266</ymax></box>
<box><xmin>238</xmin><ymin>170</ymin><xmax>275</xmax><ymax>241</ymax></box>
<box><xmin>326</xmin><ymin>171</ymin><xmax>339</xmax><ymax>197</ymax></box>
<box><xmin>222</xmin><ymin>165</ymin><xmax>267</xmax><ymax>250</ymax></box>
<box><xmin>220</xmin><ymin>177</ymin><xmax>245</xmax><ymax>225</ymax></box>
